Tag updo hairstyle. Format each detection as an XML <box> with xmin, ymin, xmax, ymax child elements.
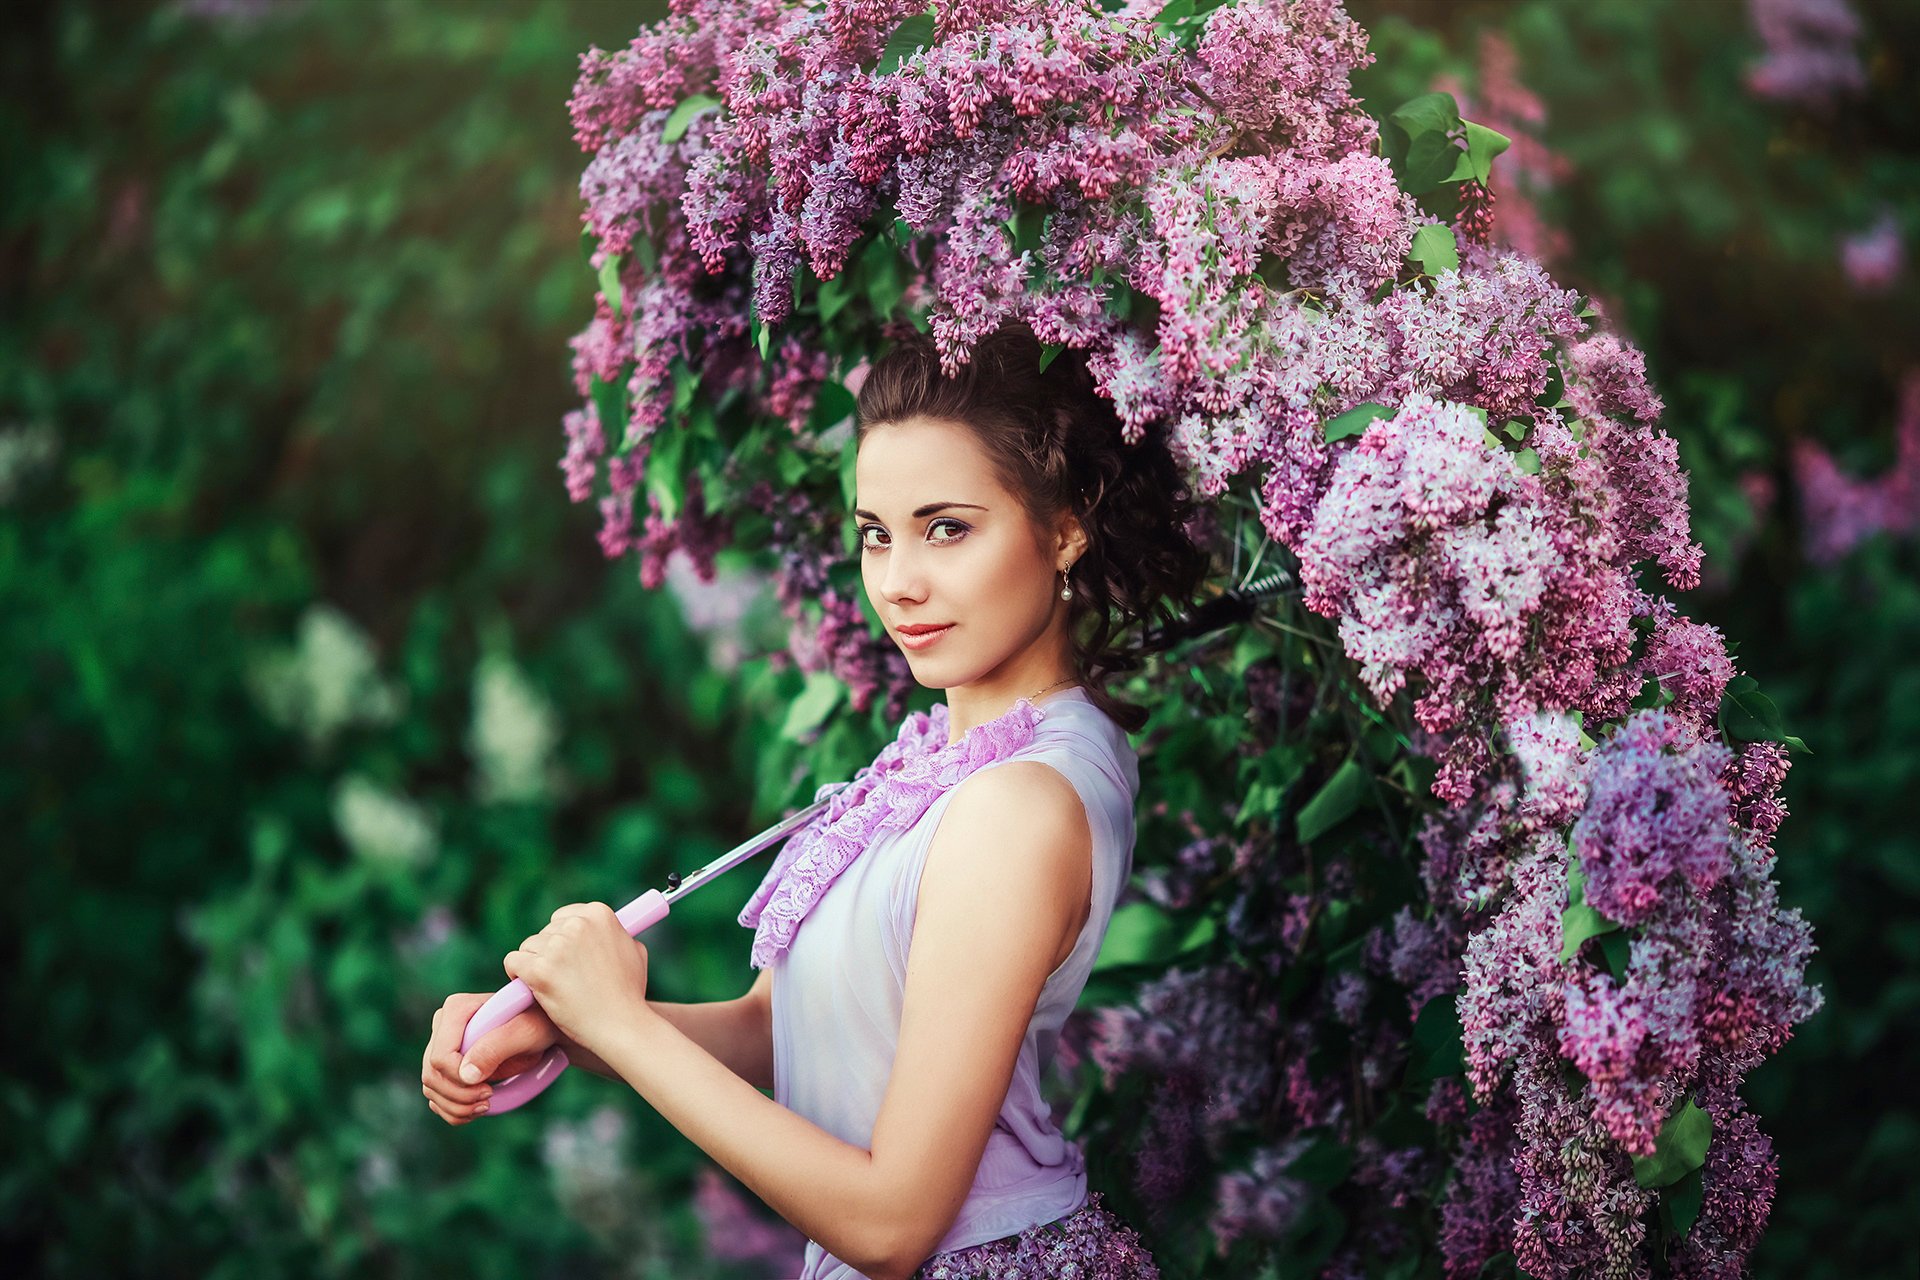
<box><xmin>853</xmin><ymin>317</ymin><xmax>1213</xmax><ymax>734</ymax></box>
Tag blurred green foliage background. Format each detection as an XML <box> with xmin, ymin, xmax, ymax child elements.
<box><xmin>3</xmin><ymin>0</ymin><xmax>1913</xmax><ymax>1277</ymax></box>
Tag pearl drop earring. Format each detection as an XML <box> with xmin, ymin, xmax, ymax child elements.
<box><xmin>1059</xmin><ymin>566</ymin><xmax>1073</xmax><ymax>601</ymax></box>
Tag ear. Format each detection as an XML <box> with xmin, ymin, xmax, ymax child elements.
<box><xmin>1054</xmin><ymin>509</ymin><xmax>1090</xmax><ymax>566</ymax></box>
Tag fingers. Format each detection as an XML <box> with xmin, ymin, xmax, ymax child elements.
<box><xmin>424</xmin><ymin>994</ymin><xmax>495</xmax><ymax>1119</ymax></box>
<box><xmin>427</xmin><ymin>1095</ymin><xmax>486</xmax><ymax>1127</ymax></box>
<box><xmin>460</xmin><ymin>1007</ymin><xmax>556</xmax><ymax>1084</ymax></box>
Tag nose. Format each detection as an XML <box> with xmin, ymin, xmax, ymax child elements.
<box><xmin>876</xmin><ymin>539</ymin><xmax>929</xmax><ymax>610</ymax></box>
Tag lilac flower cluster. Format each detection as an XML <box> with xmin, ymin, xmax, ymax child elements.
<box><xmin>1792</xmin><ymin>368</ymin><xmax>1920</xmax><ymax>565</ymax></box>
<box><xmin>690</xmin><ymin>1165</ymin><xmax>809</xmax><ymax>1274</ymax></box>
<box><xmin>1450</xmin><ymin>708</ymin><xmax>1820</xmax><ymax>1277</ymax></box>
<box><xmin>1743</xmin><ymin>0</ymin><xmax>1866</xmax><ymax>108</ymax></box>
<box><xmin>562</xmin><ymin>2</ymin><xmax>1821</xmax><ymax>1271</ymax></box>
<box><xmin>911</xmin><ymin>1189</ymin><xmax>1164</xmax><ymax>1279</ymax></box>
<box><xmin>1840</xmin><ymin>207</ymin><xmax>1904</xmax><ymax>294</ymax></box>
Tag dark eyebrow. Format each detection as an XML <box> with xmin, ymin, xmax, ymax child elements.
<box><xmin>851</xmin><ymin>502</ymin><xmax>987</xmax><ymax>521</ymax></box>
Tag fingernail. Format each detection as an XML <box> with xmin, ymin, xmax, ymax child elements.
<box><xmin>459</xmin><ymin>1062</ymin><xmax>482</xmax><ymax>1084</ymax></box>
<box><xmin>475</xmin><ymin>1101</ymin><xmax>490</xmax><ymax>1114</ymax></box>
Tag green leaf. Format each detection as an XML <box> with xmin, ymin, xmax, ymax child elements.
<box><xmin>1323</xmin><ymin>402</ymin><xmax>1391</xmax><ymax>444</ymax></box>
<box><xmin>1461</xmin><ymin>120</ymin><xmax>1512</xmax><ymax>184</ymax></box>
<box><xmin>1598</xmin><ymin>930</ymin><xmax>1632</xmax><ymax>981</ymax></box>
<box><xmin>776</xmin><ymin>447</ymin><xmax>812</xmax><ymax>487</ymax></box>
<box><xmin>780</xmin><ymin>671</ymin><xmax>845</xmax><ymax>742</ymax></box>
<box><xmin>645</xmin><ymin>428</ymin><xmax>685</xmax><ymax>521</ymax></box>
<box><xmin>1037</xmin><ymin>341</ymin><xmax>1064</xmax><ymax>373</ymax></box>
<box><xmin>839</xmin><ymin>431</ymin><xmax>859</xmax><ymax>508</ymax></box>
<box><xmin>1407</xmin><ymin>993</ymin><xmax>1467</xmax><ymax>1083</ymax></box>
<box><xmin>1389</xmin><ymin>91</ymin><xmax>1464</xmax><ymax>141</ymax></box>
<box><xmin>1151</xmin><ymin>0</ymin><xmax>1197</xmax><ymax>30</ymax></box>
<box><xmin>1561</xmin><ymin>860</ymin><xmax>1624</xmax><ymax>963</ymax></box>
<box><xmin>873</xmin><ymin>8</ymin><xmax>936</xmax><ymax>75</ymax></box>
<box><xmin>817</xmin><ymin>268</ymin><xmax>854</xmax><ymax>325</ymax></box>
<box><xmin>1408</xmin><ymin>223</ymin><xmax>1459</xmax><ymax>276</ymax></box>
<box><xmin>634</xmin><ymin>233</ymin><xmax>659</xmax><ymax>275</ymax></box>
<box><xmin>1718</xmin><ymin>673</ymin><xmax>1807</xmax><ymax>750</ymax></box>
<box><xmin>1515</xmin><ymin>447</ymin><xmax>1541</xmax><ymax>475</ymax></box>
<box><xmin>808</xmin><ymin>379</ymin><xmax>857</xmax><ymax>434</ymax></box>
<box><xmin>1295</xmin><ymin>757</ymin><xmax>1367</xmax><ymax>844</ymax></box>
<box><xmin>1536</xmin><ymin>360</ymin><xmax>1565</xmax><ymax>409</ymax></box>
<box><xmin>661</xmin><ymin>93</ymin><xmax>720</xmax><ymax>144</ymax></box>
<box><xmin>1403</xmin><ymin>129</ymin><xmax>1464</xmax><ymax>192</ymax></box>
<box><xmin>1665</xmin><ymin>1166</ymin><xmax>1705</xmax><ymax>1237</ymax></box>
<box><xmin>1092</xmin><ymin>900</ymin><xmax>1180</xmax><ymax>971</ymax></box>
<box><xmin>1560</xmin><ymin>903</ymin><xmax>1621</xmax><ymax>963</ymax></box>
<box><xmin>1632</xmin><ymin>1099</ymin><xmax>1714</xmax><ymax>1189</ymax></box>
<box><xmin>1009</xmin><ymin>204</ymin><xmax>1046</xmax><ymax>260</ymax></box>
<box><xmin>589</xmin><ymin>374</ymin><xmax>627</xmax><ymax>454</ymax></box>
<box><xmin>861</xmin><ymin>236</ymin><xmax>903</xmax><ymax>320</ymax></box>
<box><xmin>671</xmin><ymin>359</ymin><xmax>698</xmax><ymax>415</ymax></box>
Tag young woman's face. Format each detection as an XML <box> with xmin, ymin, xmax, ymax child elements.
<box><xmin>853</xmin><ymin>415</ymin><xmax>1080</xmax><ymax>689</ymax></box>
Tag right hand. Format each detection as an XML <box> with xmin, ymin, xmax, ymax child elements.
<box><xmin>422</xmin><ymin>992</ymin><xmax>563</xmax><ymax>1126</ymax></box>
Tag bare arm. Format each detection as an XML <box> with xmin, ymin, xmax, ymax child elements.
<box><xmin>589</xmin><ymin>764</ymin><xmax>1089</xmax><ymax>1280</ymax></box>
<box><xmin>564</xmin><ymin>964</ymin><xmax>775</xmax><ymax>1090</ymax></box>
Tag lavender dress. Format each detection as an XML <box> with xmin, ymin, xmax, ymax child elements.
<box><xmin>737</xmin><ymin>687</ymin><xmax>1161</xmax><ymax>1279</ymax></box>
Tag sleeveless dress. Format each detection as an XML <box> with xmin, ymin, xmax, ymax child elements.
<box><xmin>736</xmin><ymin>687</ymin><xmax>1162</xmax><ymax>1280</ymax></box>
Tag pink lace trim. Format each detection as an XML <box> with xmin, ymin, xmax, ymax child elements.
<box><xmin>738</xmin><ymin>696</ymin><xmax>1050</xmax><ymax>970</ymax></box>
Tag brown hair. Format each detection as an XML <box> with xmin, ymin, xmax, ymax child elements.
<box><xmin>854</xmin><ymin>318</ymin><xmax>1213</xmax><ymax>734</ymax></box>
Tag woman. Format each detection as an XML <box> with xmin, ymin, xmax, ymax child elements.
<box><xmin>421</xmin><ymin>318</ymin><xmax>1210</xmax><ymax>1279</ymax></box>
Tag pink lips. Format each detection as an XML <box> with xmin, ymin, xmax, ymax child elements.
<box><xmin>897</xmin><ymin>624</ymin><xmax>954</xmax><ymax>651</ymax></box>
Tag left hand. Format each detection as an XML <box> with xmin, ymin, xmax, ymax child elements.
<box><xmin>503</xmin><ymin>902</ymin><xmax>651</xmax><ymax>1057</ymax></box>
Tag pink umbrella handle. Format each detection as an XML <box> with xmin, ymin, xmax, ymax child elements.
<box><xmin>457</xmin><ymin>888</ymin><xmax>673</xmax><ymax>1116</ymax></box>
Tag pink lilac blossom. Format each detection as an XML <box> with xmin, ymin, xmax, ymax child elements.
<box><xmin>633</xmin><ymin>475</ymin><xmax>733</xmax><ymax>589</ymax></box>
<box><xmin>692</xmin><ymin>1165</ymin><xmax>809</xmax><ymax>1272</ymax></box>
<box><xmin>910</xmin><ymin>1190</ymin><xmax>1163</xmax><ymax>1279</ymax></box>
<box><xmin>1435</xmin><ymin>31</ymin><xmax>1576</xmax><ymax>266</ymax></box>
<box><xmin>1792</xmin><ymin>369</ymin><xmax>1920</xmax><ymax>564</ymax></box>
<box><xmin>1087</xmin><ymin>963</ymin><xmax>1284</xmax><ymax>1146</ymax></box>
<box><xmin>1572</xmin><ymin>709</ymin><xmax>1734</xmax><ymax>928</ymax></box>
<box><xmin>1744</xmin><ymin>0</ymin><xmax>1867</xmax><ymax>108</ymax></box>
<box><xmin>566</xmin><ymin>4</ymin><xmax>1819</xmax><ymax>1270</ymax></box>
<box><xmin>1455</xmin><ymin>708</ymin><xmax>1819</xmax><ymax>1272</ymax></box>
<box><xmin>1207</xmin><ymin>1139</ymin><xmax>1311</xmax><ymax>1253</ymax></box>
<box><xmin>1436</xmin><ymin>1099</ymin><xmax>1520</xmax><ymax>1279</ymax></box>
<box><xmin>1840</xmin><ymin>207</ymin><xmax>1903</xmax><ymax>293</ymax></box>
<box><xmin>1670</xmin><ymin>1084</ymin><xmax>1780</xmax><ymax>1279</ymax></box>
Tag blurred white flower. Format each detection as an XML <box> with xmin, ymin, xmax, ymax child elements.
<box><xmin>0</xmin><ymin>420</ymin><xmax>57</xmax><ymax>506</ymax></box>
<box><xmin>663</xmin><ymin>553</ymin><xmax>768</xmax><ymax>672</ymax></box>
<box><xmin>246</xmin><ymin>604</ymin><xmax>403</xmax><ymax>751</ymax></box>
<box><xmin>466</xmin><ymin>652</ymin><xmax>562</xmax><ymax>804</ymax></box>
<box><xmin>332</xmin><ymin>773</ymin><xmax>437</xmax><ymax>870</ymax></box>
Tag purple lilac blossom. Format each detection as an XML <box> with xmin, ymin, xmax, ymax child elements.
<box><xmin>1744</xmin><ymin>0</ymin><xmax>1866</xmax><ymax>108</ymax></box>
<box><xmin>1840</xmin><ymin>207</ymin><xmax>1904</xmax><ymax>293</ymax></box>
<box><xmin>564</xmin><ymin>5</ymin><xmax>1822</xmax><ymax>1271</ymax></box>
<box><xmin>1792</xmin><ymin>369</ymin><xmax>1920</xmax><ymax>564</ymax></box>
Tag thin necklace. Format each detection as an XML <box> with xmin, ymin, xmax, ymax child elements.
<box><xmin>1024</xmin><ymin>675</ymin><xmax>1079</xmax><ymax>703</ymax></box>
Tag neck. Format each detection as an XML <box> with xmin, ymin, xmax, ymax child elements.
<box><xmin>942</xmin><ymin>637</ymin><xmax>1079</xmax><ymax>746</ymax></box>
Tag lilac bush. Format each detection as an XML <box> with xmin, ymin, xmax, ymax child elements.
<box><xmin>559</xmin><ymin>1</ymin><xmax>1821</xmax><ymax>1274</ymax></box>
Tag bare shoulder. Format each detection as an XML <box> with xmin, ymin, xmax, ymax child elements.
<box><xmin>915</xmin><ymin>761</ymin><xmax>1093</xmax><ymax>927</ymax></box>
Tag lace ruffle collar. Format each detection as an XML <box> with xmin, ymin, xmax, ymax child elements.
<box><xmin>738</xmin><ymin>694</ymin><xmax>1055</xmax><ymax>970</ymax></box>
